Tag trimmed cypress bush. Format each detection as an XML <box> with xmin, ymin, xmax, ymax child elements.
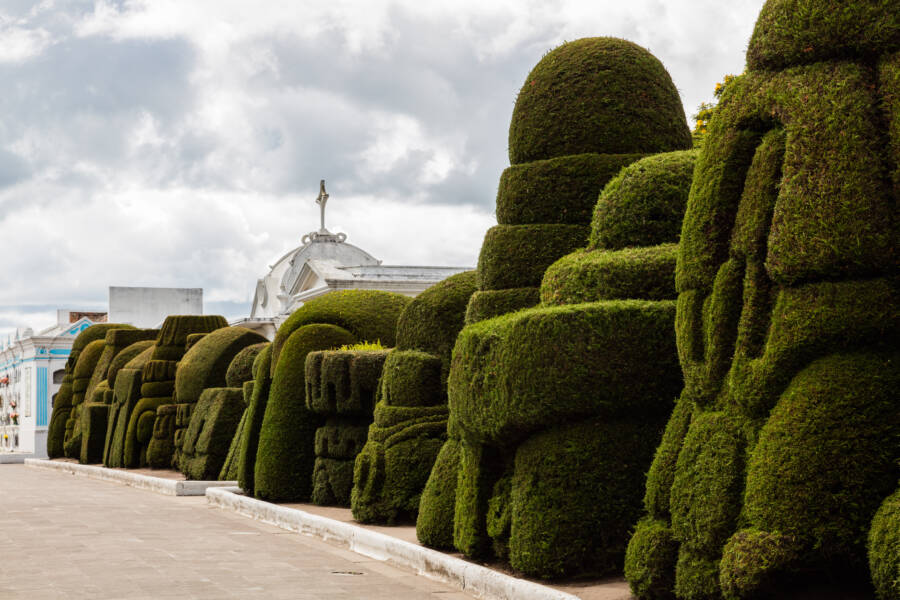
<box><xmin>123</xmin><ymin>395</ymin><xmax>170</xmax><ymax>468</ymax></box>
<box><xmin>496</xmin><ymin>153</ymin><xmax>645</xmax><ymax>224</ymax></box>
<box><xmin>64</xmin><ymin>339</ymin><xmax>107</xmax><ymax>458</ymax></box>
<box><xmin>625</xmin><ymin>519</ymin><xmax>679</xmax><ymax>600</ymax></box>
<box><xmin>237</xmin><ymin>345</ymin><xmax>272</xmax><ymax>494</ymax></box>
<box><xmin>146</xmin><ymin>404</ymin><xmax>177</xmax><ymax>469</ymax></box>
<box><xmin>508</xmin><ymin>37</ymin><xmax>691</xmax><ymax>164</ymax></box>
<box><xmin>869</xmin><ymin>487</ymin><xmax>900</xmax><ymax>600</ymax></box>
<box><xmin>225</xmin><ymin>342</ymin><xmax>268</xmax><ymax>388</ymax></box>
<box><xmin>625</xmin><ymin>6</ymin><xmax>900</xmax><ymax>596</ymax></box>
<box><xmin>464</xmin><ymin>288</ymin><xmax>540</xmax><ymax>325</ymax></box>
<box><xmin>305</xmin><ymin>349</ymin><xmax>389</xmax><ymax>507</ymax></box>
<box><xmin>416</xmin><ymin>439</ymin><xmax>461</xmax><ymax>548</ymax></box>
<box><xmin>476</xmin><ymin>224</ymin><xmax>589</xmax><ymax>290</ymax></box>
<box><xmin>155</xmin><ymin>315</ymin><xmax>227</xmax><ymax>352</ymax></box>
<box><xmin>180</xmin><ymin>387</ymin><xmax>245</xmax><ymax>480</ymax></box>
<box><xmin>104</xmin><ymin>344</ymin><xmax>155</xmax><ymax>468</ymax></box>
<box><xmin>175</xmin><ymin>327</ymin><xmax>268</xmax><ymax>405</ymax></box>
<box><xmin>46</xmin><ymin>374</ymin><xmax>73</xmax><ymax>458</ymax></box>
<box><xmin>184</xmin><ymin>332</ymin><xmax>206</xmax><ymax>352</ymax></box>
<box><xmin>254</xmin><ymin>324</ymin><xmax>356</xmax><ymax>501</ymax></box>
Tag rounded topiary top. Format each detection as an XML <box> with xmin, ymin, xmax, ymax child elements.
<box><xmin>396</xmin><ymin>270</ymin><xmax>477</xmax><ymax>367</ymax></box>
<box><xmin>271</xmin><ymin>290</ymin><xmax>412</xmax><ymax>373</ymax></box>
<box><xmin>226</xmin><ymin>342</ymin><xmax>269</xmax><ymax>388</ymax></box>
<box><xmin>589</xmin><ymin>149</ymin><xmax>697</xmax><ymax>251</ymax></box>
<box><xmin>746</xmin><ymin>0</ymin><xmax>900</xmax><ymax>71</ymax></box>
<box><xmin>107</xmin><ymin>340</ymin><xmax>155</xmax><ymax>389</ymax></box>
<box><xmin>155</xmin><ymin>315</ymin><xmax>228</xmax><ymax>349</ymax></box>
<box><xmin>72</xmin><ymin>339</ymin><xmax>106</xmax><ymax>381</ymax></box>
<box><xmin>72</xmin><ymin>323</ymin><xmax>135</xmax><ymax>353</ymax></box>
<box><xmin>508</xmin><ymin>37</ymin><xmax>692</xmax><ymax>165</ymax></box>
<box><xmin>175</xmin><ymin>326</ymin><xmax>269</xmax><ymax>404</ymax></box>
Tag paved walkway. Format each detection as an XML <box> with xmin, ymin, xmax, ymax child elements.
<box><xmin>0</xmin><ymin>465</ymin><xmax>472</xmax><ymax>600</ymax></box>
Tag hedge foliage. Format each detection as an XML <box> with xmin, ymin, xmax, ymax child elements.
<box><xmin>416</xmin><ymin>439</ymin><xmax>461</xmax><ymax>548</ymax></box>
<box><xmin>508</xmin><ymin>37</ymin><xmax>691</xmax><ymax>164</ymax></box>
<box><xmin>625</xmin><ymin>519</ymin><xmax>679</xmax><ymax>600</ymax></box>
<box><xmin>476</xmin><ymin>224</ymin><xmax>589</xmax><ymax>290</ymax></box>
<box><xmin>123</xmin><ymin>396</ymin><xmax>171</xmax><ymax>468</ymax></box>
<box><xmin>869</xmin><ymin>486</ymin><xmax>900</xmax><ymax>600</ymax></box>
<box><xmin>270</xmin><ymin>290</ymin><xmax>410</xmax><ymax>375</ymax></box>
<box><xmin>253</xmin><ymin>323</ymin><xmax>356</xmax><ymax>501</ymax></box>
<box><xmin>146</xmin><ymin>403</ymin><xmax>177</xmax><ymax>469</ymax></box>
<box><xmin>496</xmin><ymin>153</ymin><xmax>645</xmax><ymax>225</ymax></box>
<box><xmin>588</xmin><ymin>150</ymin><xmax>698</xmax><ymax>251</ymax></box>
<box><xmin>175</xmin><ymin>327</ymin><xmax>267</xmax><ymax>404</ymax></box>
<box><xmin>449</xmin><ymin>301</ymin><xmax>679</xmax><ymax>446</ymax></box>
<box><xmin>154</xmin><ymin>315</ymin><xmax>227</xmax><ymax>352</ymax></box>
<box><xmin>746</xmin><ymin>0</ymin><xmax>900</xmax><ymax>71</ymax></box>
<box><xmin>237</xmin><ymin>344</ymin><xmax>272</xmax><ymax>494</ymax></box>
<box><xmin>540</xmin><ymin>244</ymin><xmax>678</xmax><ymax>306</ymax></box>
<box><xmin>395</xmin><ymin>271</ymin><xmax>477</xmax><ymax>372</ymax></box>
<box><xmin>180</xmin><ymin>387</ymin><xmax>245</xmax><ymax>480</ymax></box>
<box><xmin>104</xmin><ymin>344</ymin><xmax>155</xmax><ymax>468</ymax></box>
<box><xmin>225</xmin><ymin>342</ymin><xmax>268</xmax><ymax>388</ymax></box>
<box><xmin>464</xmin><ymin>288</ymin><xmax>540</xmax><ymax>325</ymax></box>
<box><xmin>64</xmin><ymin>339</ymin><xmax>107</xmax><ymax>458</ymax></box>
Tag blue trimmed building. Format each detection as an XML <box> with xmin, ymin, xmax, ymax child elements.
<box><xmin>0</xmin><ymin>312</ymin><xmax>105</xmax><ymax>458</ymax></box>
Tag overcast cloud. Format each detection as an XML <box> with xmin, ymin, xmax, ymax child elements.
<box><xmin>0</xmin><ymin>0</ymin><xmax>765</xmax><ymax>333</ymax></box>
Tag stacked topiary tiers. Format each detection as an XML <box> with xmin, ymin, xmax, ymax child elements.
<box><xmin>242</xmin><ymin>290</ymin><xmax>411</xmax><ymax>501</ymax></box>
<box><xmin>78</xmin><ymin>328</ymin><xmax>159</xmax><ymax>464</ymax></box>
<box><xmin>467</xmin><ymin>37</ymin><xmax>691</xmax><ymax>324</ymax></box>
<box><xmin>305</xmin><ymin>348</ymin><xmax>390</xmax><ymax>506</ymax></box>
<box><xmin>104</xmin><ymin>343</ymin><xmax>155</xmax><ymax>468</ymax></box>
<box><xmin>217</xmin><ymin>342</ymin><xmax>268</xmax><ymax>481</ymax></box>
<box><xmin>624</xmin><ymin>2</ymin><xmax>900</xmax><ymax>598</ymax></box>
<box><xmin>417</xmin><ymin>38</ymin><xmax>693</xmax><ymax>580</ymax></box>
<box><xmin>352</xmin><ymin>270</ymin><xmax>476</xmax><ymax>524</ymax></box>
<box><xmin>123</xmin><ymin>315</ymin><xmax>227</xmax><ymax>469</ymax></box>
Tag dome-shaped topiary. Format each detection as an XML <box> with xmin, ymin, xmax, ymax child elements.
<box><xmin>589</xmin><ymin>150</ymin><xmax>698</xmax><ymax>251</ymax></box>
<box><xmin>174</xmin><ymin>327</ymin><xmax>268</xmax><ymax>404</ymax></box>
<box><xmin>225</xmin><ymin>342</ymin><xmax>269</xmax><ymax>388</ymax></box>
<box><xmin>746</xmin><ymin>0</ymin><xmax>900</xmax><ymax>71</ymax></box>
<box><xmin>508</xmin><ymin>37</ymin><xmax>692</xmax><ymax>165</ymax></box>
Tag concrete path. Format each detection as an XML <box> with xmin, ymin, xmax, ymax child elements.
<box><xmin>0</xmin><ymin>465</ymin><xmax>472</xmax><ymax>600</ymax></box>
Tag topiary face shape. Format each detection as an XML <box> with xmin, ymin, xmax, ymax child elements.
<box><xmin>626</xmin><ymin>3</ymin><xmax>900</xmax><ymax>598</ymax></box>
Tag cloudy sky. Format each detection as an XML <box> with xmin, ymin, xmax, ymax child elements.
<box><xmin>0</xmin><ymin>0</ymin><xmax>766</xmax><ymax>334</ymax></box>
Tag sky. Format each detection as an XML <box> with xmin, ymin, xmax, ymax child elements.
<box><xmin>0</xmin><ymin>0</ymin><xmax>766</xmax><ymax>334</ymax></box>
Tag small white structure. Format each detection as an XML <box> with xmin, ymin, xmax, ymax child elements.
<box><xmin>0</xmin><ymin>311</ymin><xmax>108</xmax><ymax>458</ymax></box>
<box><xmin>109</xmin><ymin>286</ymin><xmax>202</xmax><ymax>327</ymax></box>
<box><xmin>235</xmin><ymin>181</ymin><xmax>470</xmax><ymax>339</ymax></box>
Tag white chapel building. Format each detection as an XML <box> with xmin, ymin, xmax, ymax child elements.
<box><xmin>234</xmin><ymin>182</ymin><xmax>470</xmax><ymax>339</ymax></box>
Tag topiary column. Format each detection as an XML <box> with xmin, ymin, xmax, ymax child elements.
<box><xmin>624</xmin><ymin>3</ymin><xmax>900</xmax><ymax>598</ymax></box>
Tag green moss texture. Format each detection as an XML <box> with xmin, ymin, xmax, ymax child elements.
<box><xmin>464</xmin><ymin>288</ymin><xmax>540</xmax><ymax>325</ymax></box>
<box><xmin>476</xmin><ymin>224</ymin><xmax>589</xmax><ymax>290</ymax></box>
<box><xmin>225</xmin><ymin>342</ymin><xmax>268</xmax><ymax>388</ymax></box>
<box><xmin>508</xmin><ymin>37</ymin><xmax>691</xmax><ymax>164</ymax></box>
<box><xmin>869</xmin><ymin>487</ymin><xmax>900</xmax><ymax>600</ymax></box>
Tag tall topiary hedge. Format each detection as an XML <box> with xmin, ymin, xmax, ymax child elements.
<box><xmin>236</xmin><ymin>344</ymin><xmax>272</xmax><ymax>493</ymax></box>
<box><xmin>63</xmin><ymin>339</ymin><xmax>108</xmax><ymax>459</ymax></box>
<box><xmin>624</xmin><ymin>4</ymin><xmax>900</xmax><ymax>598</ymax></box>
<box><xmin>78</xmin><ymin>328</ymin><xmax>158</xmax><ymax>464</ymax></box>
<box><xmin>467</xmin><ymin>37</ymin><xmax>691</xmax><ymax>327</ymax></box>
<box><xmin>104</xmin><ymin>344</ymin><xmax>155</xmax><ymax>468</ymax></box>
<box><xmin>102</xmin><ymin>340</ymin><xmax>155</xmax><ymax>466</ymax></box>
<box><xmin>252</xmin><ymin>290</ymin><xmax>410</xmax><ymax>502</ymax></box>
<box><xmin>306</xmin><ymin>349</ymin><xmax>389</xmax><ymax>506</ymax></box>
<box><xmin>418</xmin><ymin>38</ymin><xmax>693</xmax><ymax>579</ymax></box>
<box><xmin>869</xmin><ymin>486</ymin><xmax>900</xmax><ymax>600</ymax></box>
<box><xmin>351</xmin><ymin>272</ymin><xmax>476</xmax><ymax>524</ymax></box>
<box><xmin>125</xmin><ymin>315</ymin><xmax>227</xmax><ymax>469</ymax></box>
<box><xmin>180</xmin><ymin>387</ymin><xmax>245</xmax><ymax>481</ymax></box>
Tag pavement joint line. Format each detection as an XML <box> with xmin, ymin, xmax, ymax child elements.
<box><xmin>24</xmin><ymin>458</ymin><xmax>237</xmax><ymax>496</ymax></box>
<box><xmin>205</xmin><ymin>486</ymin><xmax>580</xmax><ymax>600</ymax></box>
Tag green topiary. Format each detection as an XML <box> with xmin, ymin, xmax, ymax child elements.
<box><xmin>46</xmin><ymin>375</ymin><xmax>72</xmax><ymax>458</ymax></box>
<box><xmin>869</xmin><ymin>486</ymin><xmax>900</xmax><ymax>600</ymax></box>
<box><xmin>625</xmin><ymin>519</ymin><xmax>679</xmax><ymax>600</ymax></box>
<box><xmin>225</xmin><ymin>342</ymin><xmax>268</xmax><ymax>388</ymax></box>
<box><xmin>184</xmin><ymin>332</ymin><xmax>206</xmax><ymax>352</ymax></box>
<box><xmin>589</xmin><ymin>150</ymin><xmax>698</xmax><ymax>250</ymax></box>
<box><xmin>464</xmin><ymin>288</ymin><xmax>540</xmax><ymax>325</ymax></box>
<box><xmin>123</xmin><ymin>396</ymin><xmax>170</xmax><ymax>468</ymax></box>
<box><xmin>496</xmin><ymin>153</ymin><xmax>645</xmax><ymax>224</ymax></box>
<box><xmin>449</xmin><ymin>301</ymin><xmax>679</xmax><ymax>446</ymax></box>
<box><xmin>154</xmin><ymin>315</ymin><xmax>227</xmax><ymax>352</ymax></box>
<box><xmin>104</xmin><ymin>344</ymin><xmax>155</xmax><ymax>468</ymax></box>
<box><xmin>146</xmin><ymin>404</ymin><xmax>177</xmax><ymax>469</ymax></box>
<box><xmin>180</xmin><ymin>387</ymin><xmax>245</xmax><ymax>480</ymax></box>
<box><xmin>508</xmin><ymin>37</ymin><xmax>692</xmax><ymax>164</ymax></box>
<box><xmin>395</xmin><ymin>271</ymin><xmax>477</xmax><ymax>373</ymax></box>
<box><xmin>175</xmin><ymin>327</ymin><xmax>268</xmax><ymax>405</ymax></box>
<box><xmin>541</xmin><ymin>244</ymin><xmax>678</xmax><ymax>306</ymax></box>
<box><xmin>476</xmin><ymin>224</ymin><xmax>589</xmax><ymax>290</ymax></box>
<box><xmin>746</xmin><ymin>0</ymin><xmax>900</xmax><ymax>71</ymax></box>
<box><xmin>270</xmin><ymin>290</ymin><xmax>411</xmax><ymax>376</ymax></box>
<box><xmin>625</xmin><ymin>5</ymin><xmax>900</xmax><ymax>595</ymax></box>
<box><xmin>236</xmin><ymin>345</ymin><xmax>272</xmax><ymax>494</ymax></box>
<box><xmin>416</xmin><ymin>438</ymin><xmax>461</xmax><ymax>548</ymax></box>
<box><xmin>253</xmin><ymin>324</ymin><xmax>356</xmax><ymax>501</ymax></box>
<box><xmin>64</xmin><ymin>339</ymin><xmax>107</xmax><ymax>459</ymax></box>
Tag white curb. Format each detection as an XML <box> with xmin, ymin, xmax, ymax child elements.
<box><xmin>24</xmin><ymin>459</ymin><xmax>237</xmax><ymax>496</ymax></box>
<box><xmin>206</xmin><ymin>486</ymin><xmax>580</xmax><ymax>600</ymax></box>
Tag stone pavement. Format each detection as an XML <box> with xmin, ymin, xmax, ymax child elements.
<box><xmin>0</xmin><ymin>465</ymin><xmax>472</xmax><ymax>600</ymax></box>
